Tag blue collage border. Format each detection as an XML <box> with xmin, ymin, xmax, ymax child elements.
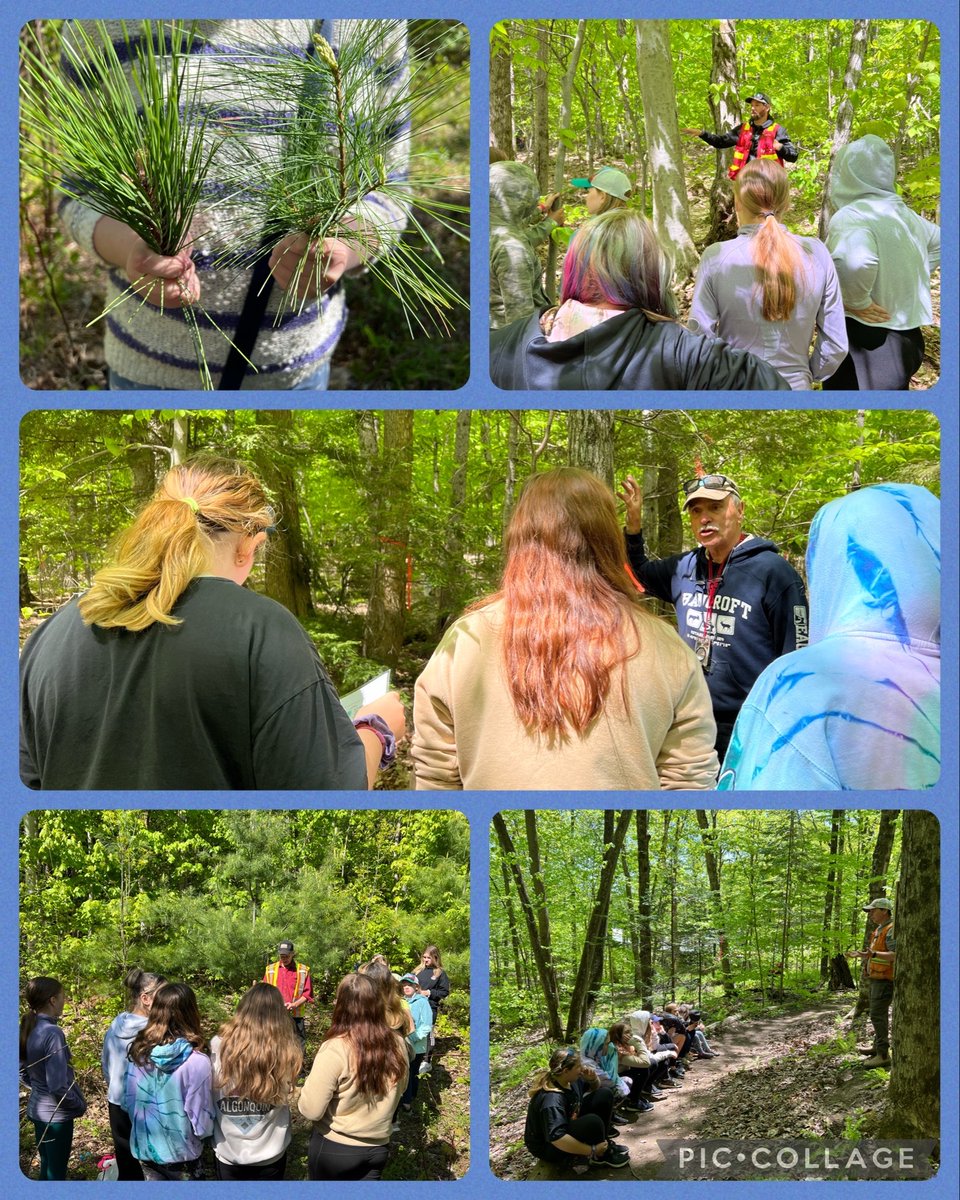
<box><xmin>2</xmin><ymin>3</ymin><xmax>957</xmax><ymax>1197</ymax></box>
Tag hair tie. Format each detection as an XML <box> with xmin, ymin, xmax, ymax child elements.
<box><xmin>760</xmin><ymin>211</ymin><xmax>776</xmax><ymax>219</ymax></box>
<box><xmin>179</xmin><ymin>497</ymin><xmax>200</xmax><ymax>513</ymax></box>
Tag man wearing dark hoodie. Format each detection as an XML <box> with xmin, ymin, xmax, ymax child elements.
<box><xmin>619</xmin><ymin>473</ymin><xmax>808</xmax><ymax>761</ymax></box>
<box><xmin>823</xmin><ymin>135</ymin><xmax>940</xmax><ymax>390</ymax></box>
<box><xmin>718</xmin><ymin>483</ymin><xmax>940</xmax><ymax>789</ymax></box>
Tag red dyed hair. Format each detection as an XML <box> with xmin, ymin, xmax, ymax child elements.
<box><xmin>323</xmin><ymin>973</ymin><xmax>408</xmax><ymax>1099</ymax></box>
<box><xmin>475</xmin><ymin>467</ymin><xmax>646</xmax><ymax>735</ymax></box>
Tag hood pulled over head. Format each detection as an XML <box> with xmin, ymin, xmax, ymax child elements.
<box><xmin>829</xmin><ymin>135</ymin><xmax>897</xmax><ymax>211</ymax></box>
<box><xmin>490</xmin><ymin>160</ymin><xmax>541</xmax><ymax>226</ymax></box>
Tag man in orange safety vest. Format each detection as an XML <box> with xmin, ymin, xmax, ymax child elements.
<box><xmin>683</xmin><ymin>93</ymin><xmax>798</xmax><ymax>180</ymax></box>
<box><xmin>846</xmin><ymin>898</ymin><xmax>896</xmax><ymax>1067</ymax></box>
<box><xmin>264</xmin><ymin>939</ymin><xmax>313</xmax><ymax>1058</ymax></box>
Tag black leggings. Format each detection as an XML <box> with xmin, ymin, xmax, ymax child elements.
<box><xmin>536</xmin><ymin>1112</ymin><xmax>607</xmax><ymax>1165</ymax></box>
<box><xmin>215</xmin><ymin>1151</ymin><xmax>287</xmax><ymax>1180</ymax></box>
<box><xmin>107</xmin><ymin>1102</ymin><xmax>144</xmax><ymax>1181</ymax></box>
<box><xmin>822</xmin><ymin>322</ymin><xmax>924</xmax><ymax>391</ymax></box>
<box><xmin>619</xmin><ymin>1067</ymin><xmax>651</xmax><ymax>1103</ymax></box>
<box><xmin>308</xmin><ymin>1134</ymin><xmax>390</xmax><ymax>1181</ymax></box>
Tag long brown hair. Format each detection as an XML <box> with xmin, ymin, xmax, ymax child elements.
<box><xmin>734</xmin><ymin>159</ymin><xmax>807</xmax><ymax>321</ymax></box>
<box><xmin>214</xmin><ymin>983</ymin><xmax>301</xmax><ymax>1106</ymax></box>
<box><xmin>475</xmin><ymin>468</ymin><xmax>645</xmax><ymax>734</ymax></box>
<box><xmin>359</xmin><ymin>961</ymin><xmax>413</xmax><ymax>1034</ymax></box>
<box><xmin>129</xmin><ymin>983</ymin><xmax>206</xmax><ymax>1067</ymax></box>
<box><xmin>20</xmin><ymin>977</ymin><xmax>64</xmax><ymax>1061</ymax></box>
<box><xmin>78</xmin><ymin>457</ymin><xmax>274</xmax><ymax>632</ymax></box>
<box><xmin>417</xmin><ymin>945</ymin><xmax>444</xmax><ymax>980</ymax></box>
<box><xmin>323</xmin><ymin>973</ymin><xmax>408</xmax><ymax>1099</ymax></box>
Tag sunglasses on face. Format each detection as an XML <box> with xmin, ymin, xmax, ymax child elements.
<box><xmin>681</xmin><ymin>474</ymin><xmax>738</xmax><ymax>497</ymax></box>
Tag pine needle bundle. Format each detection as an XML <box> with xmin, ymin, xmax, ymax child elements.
<box><xmin>19</xmin><ymin>20</ymin><xmax>239</xmax><ymax>388</ymax></box>
<box><xmin>210</xmin><ymin>20</ymin><xmax>469</xmax><ymax>335</ymax></box>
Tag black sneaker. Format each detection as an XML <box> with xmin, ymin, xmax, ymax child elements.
<box><xmin>637</xmin><ymin>1099</ymin><xmax>654</xmax><ymax>1112</ymax></box>
<box><xmin>611</xmin><ymin>1112</ymin><xmax>630</xmax><ymax>1125</ymax></box>
<box><xmin>590</xmin><ymin>1147</ymin><xmax>630</xmax><ymax>1169</ymax></box>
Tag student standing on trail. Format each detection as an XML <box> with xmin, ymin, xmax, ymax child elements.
<box><xmin>619</xmin><ymin>471</ymin><xmax>809</xmax><ymax>762</ymax></box>
<box><xmin>412</xmin><ymin>945</ymin><xmax>450</xmax><ymax>1077</ymax></box>
<box><xmin>19</xmin><ymin>457</ymin><xmax>404</xmax><ymax>790</ymax></box>
<box><xmin>847</xmin><ymin>899</ymin><xmax>896</xmax><ymax>1068</ymax></box>
<box><xmin>683</xmin><ymin>92</ymin><xmax>799</xmax><ymax>178</ymax></box>
<box><xmin>20</xmin><ymin>977</ymin><xmax>87</xmax><ymax>1181</ymax></box>
<box><xmin>264</xmin><ymin>941</ymin><xmax>313</xmax><ymax>1060</ymax></box>
<box><xmin>569</xmin><ymin>167</ymin><xmax>631</xmax><ymax>215</ymax></box>
<box><xmin>823</xmin><ymin>135</ymin><xmax>941</xmax><ymax>391</ymax></box>
<box><xmin>102</xmin><ymin>968</ymin><xmax>167</xmax><ymax>1180</ymax></box>
<box><xmin>490</xmin><ymin>160</ymin><xmax>566</xmax><ymax>329</ymax></box>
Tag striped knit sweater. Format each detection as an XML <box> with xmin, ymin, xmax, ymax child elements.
<box><xmin>59</xmin><ymin>19</ymin><xmax>410</xmax><ymax>389</ymax></box>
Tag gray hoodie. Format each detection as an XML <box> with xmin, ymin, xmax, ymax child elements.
<box><xmin>490</xmin><ymin>161</ymin><xmax>555</xmax><ymax>329</ymax></box>
<box><xmin>826</xmin><ymin>135</ymin><xmax>940</xmax><ymax>329</ymax></box>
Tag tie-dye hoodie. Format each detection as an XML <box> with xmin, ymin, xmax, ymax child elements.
<box><xmin>719</xmin><ymin>483</ymin><xmax>940</xmax><ymax>790</ymax></box>
<box><xmin>123</xmin><ymin>1038</ymin><xmax>214</xmax><ymax>1165</ymax></box>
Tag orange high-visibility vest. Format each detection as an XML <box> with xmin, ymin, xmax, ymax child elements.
<box><xmin>728</xmin><ymin>123</ymin><xmax>783</xmax><ymax>180</ymax></box>
<box><xmin>867</xmin><ymin>922</ymin><xmax>895</xmax><ymax>980</ymax></box>
<box><xmin>264</xmin><ymin>959</ymin><xmax>310</xmax><ymax>1000</ymax></box>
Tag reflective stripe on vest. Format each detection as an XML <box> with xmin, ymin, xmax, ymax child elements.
<box><xmin>868</xmin><ymin>922</ymin><xmax>895</xmax><ymax>980</ymax></box>
<box><xmin>264</xmin><ymin>960</ymin><xmax>310</xmax><ymax>1000</ymax></box>
<box><xmin>728</xmin><ymin>123</ymin><xmax>782</xmax><ymax>179</ymax></box>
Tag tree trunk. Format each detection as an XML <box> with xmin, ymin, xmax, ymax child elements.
<box><xmin>498</xmin><ymin>856</ymin><xmax>525</xmax><ymax>989</ymax></box>
<box><xmin>362</xmin><ymin>411</ymin><xmax>414</xmax><ymax>663</ymax></box>
<box><xmin>564</xmin><ymin>809</ymin><xmax>633</xmax><ymax>1038</ymax></box>
<box><xmin>544</xmin><ymin>20</ymin><xmax>587</xmax><ymax>300</ymax></box>
<box><xmin>435</xmin><ymin>409</ymin><xmax>472</xmax><ymax>622</ymax></box>
<box><xmin>502</xmin><ymin>412</ymin><xmax>520</xmax><ymax>538</ymax></box>
<box><xmin>566</xmin><ymin>410</ymin><xmax>615</xmax><ymax>488</ymax></box>
<box><xmin>878</xmin><ymin>811</ymin><xmax>939</xmax><ymax>1140</ymax></box>
<box><xmin>255</xmin><ymin>410</ymin><xmax>315</xmax><ymax>619</ymax></box>
<box><xmin>525</xmin><ymin>811</ymin><xmax>561</xmax><ymax>1007</ymax></box>
<box><xmin>492</xmin><ymin>813</ymin><xmax>564</xmax><ymax>1040</ymax></box>
<box><xmin>705</xmin><ymin>19</ymin><xmax>739</xmax><ymax>244</ymax></box>
<box><xmin>489</xmin><ymin>32</ymin><xmax>515</xmax><ymax>158</ymax></box>
<box><xmin>585</xmin><ymin>811</ymin><xmax>616</xmax><ymax>1026</ymax></box>
<box><xmin>694</xmin><ymin>810</ymin><xmax>735</xmax><ymax>996</ymax></box>
<box><xmin>633</xmin><ymin>20</ymin><xmax>699</xmax><ymax>275</ymax></box>
<box><xmin>636</xmin><ymin>810</ymin><xmax>654</xmax><ymax>1007</ymax></box>
<box><xmin>820</xmin><ymin>809</ymin><xmax>844</xmax><ymax>982</ymax></box>
<box><xmin>532</xmin><ymin>23</ymin><xmax>551</xmax><ymax>189</ymax></box>
<box><xmin>819</xmin><ymin>20</ymin><xmax>873</xmax><ymax>238</ymax></box>
<box><xmin>854</xmin><ymin>810</ymin><xmax>900</xmax><ymax>1015</ymax></box>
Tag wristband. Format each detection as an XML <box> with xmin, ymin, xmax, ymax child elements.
<box><xmin>353</xmin><ymin>713</ymin><xmax>397</xmax><ymax>769</ymax></box>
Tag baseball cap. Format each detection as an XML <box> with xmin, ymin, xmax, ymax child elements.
<box><xmin>746</xmin><ymin>92</ymin><xmax>772</xmax><ymax>107</ymax></box>
<box><xmin>570</xmin><ymin>166</ymin><xmax>631</xmax><ymax>200</ymax></box>
<box><xmin>278</xmin><ymin>940</ymin><xmax>294</xmax><ymax>953</ymax></box>
<box><xmin>681</xmin><ymin>473</ymin><xmax>741</xmax><ymax>509</ymax></box>
<box><xmin>399</xmin><ymin>973</ymin><xmax>419</xmax><ymax>985</ymax></box>
<box><xmin>862</xmin><ymin>898</ymin><xmax>893</xmax><ymax>912</ymax></box>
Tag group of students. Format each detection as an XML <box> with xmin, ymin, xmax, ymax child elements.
<box><xmin>489</xmin><ymin>135</ymin><xmax>939</xmax><ymax>392</ymax></box>
<box><xmin>524</xmin><ymin>1005</ymin><xmax>720</xmax><ymax>1172</ymax></box>
<box><xmin>19</xmin><ymin>946</ymin><xmax>450</xmax><ymax>1182</ymax></box>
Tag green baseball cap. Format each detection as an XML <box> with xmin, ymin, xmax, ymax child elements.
<box><xmin>570</xmin><ymin>166</ymin><xmax>631</xmax><ymax>200</ymax></box>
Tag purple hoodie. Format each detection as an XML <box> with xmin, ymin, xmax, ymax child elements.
<box><xmin>123</xmin><ymin>1038</ymin><xmax>214</xmax><ymax>1164</ymax></box>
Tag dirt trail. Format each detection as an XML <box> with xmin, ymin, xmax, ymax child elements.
<box><xmin>517</xmin><ymin>1002</ymin><xmax>849</xmax><ymax>1181</ymax></box>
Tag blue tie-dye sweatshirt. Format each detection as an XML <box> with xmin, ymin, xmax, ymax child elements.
<box><xmin>123</xmin><ymin>1038</ymin><xmax>214</xmax><ymax>1165</ymax></box>
<box><xmin>718</xmin><ymin>483</ymin><xmax>940</xmax><ymax>790</ymax></box>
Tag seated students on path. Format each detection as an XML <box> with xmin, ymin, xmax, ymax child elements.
<box><xmin>823</xmin><ymin>136</ymin><xmax>940</xmax><ymax>391</ymax></box>
<box><xmin>607</xmin><ymin>1022</ymin><xmax>654</xmax><ymax>1112</ymax></box>
<box><xmin>490</xmin><ymin>209</ymin><xmax>791</xmax><ymax>390</ymax></box>
<box><xmin>102</xmin><ymin>968</ymin><xmax>167</xmax><ymax>1180</ymax></box>
<box><xmin>719</xmin><ymin>483</ymin><xmax>940</xmax><ymax>790</ymax></box>
<box><xmin>627</xmin><ymin>1010</ymin><xmax>682</xmax><ymax>1089</ymax></box>
<box><xmin>210</xmin><ymin>984</ymin><xmax>302</xmax><ymax>1180</ymax></box>
<box><xmin>684</xmin><ymin>1011</ymin><xmax>720</xmax><ymax>1057</ymax></box>
<box><xmin>20</xmin><ymin>977</ymin><xmax>87</xmax><ymax>1181</ymax></box>
<box><xmin>690</xmin><ymin>160</ymin><xmax>847</xmax><ymax>389</ymax></box>
<box><xmin>412</xmin><ymin>468</ymin><xmax>719</xmax><ymax>790</ymax></box>
<box><xmin>298</xmin><ymin>972</ymin><xmax>408</xmax><ymax>1180</ymax></box>
<box><xmin>490</xmin><ymin>161</ymin><xmax>565</xmax><ymax>330</ymax></box>
<box><xmin>19</xmin><ymin>457</ymin><xmax>404</xmax><ymax>790</ymax></box>
<box><xmin>524</xmin><ymin>1048</ymin><xmax>629</xmax><ymax>1172</ymax></box>
<box><xmin>620</xmin><ymin>471</ymin><xmax>809</xmax><ymax>763</ymax></box>
<box><xmin>412</xmin><ymin>944</ymin><xmax>450</xmax><ymax>1077</ymax></box>
<box><xmin>123</xmin><ymin>983</ymin><xmax>215</xmax><ymax>1181</ymax></box>
<box><xmin>570</xmin><ymin>167</ymin><xmax>630</xmax><ymax>215</ymax></box>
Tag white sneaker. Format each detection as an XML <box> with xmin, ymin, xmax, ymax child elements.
<box><xmin>419</xmin><ymin>1060</ymin><xmax>432</xmax><ymax>1076</ymax></box>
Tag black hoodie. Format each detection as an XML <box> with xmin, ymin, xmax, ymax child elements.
<box><xmin>491</xmin><ymin>308</ymin><xmax>791</xmax><ymax>391</ymax></box>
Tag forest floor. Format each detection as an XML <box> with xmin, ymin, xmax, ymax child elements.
<box><xmin>490</xmin><ymin>997</ymin><xmax>920</xmax><ymax>1182</ymax></box>
<box><xmin>20</xmin><ymin>1021</ymin><xmax>470</xmax><ymax>1181</ymax></box>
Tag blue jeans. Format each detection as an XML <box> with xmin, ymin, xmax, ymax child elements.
<box><xmin>108</xmin><ymin>360</ymin><xmax>331</xmax><ymax>391</ymax></box>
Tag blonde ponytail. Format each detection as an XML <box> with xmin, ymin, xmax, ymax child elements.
<box><xmin>78</xmin><ymin>458</ymin><xmax>273</xmax><ymax>631</ymax></box>
<box><xmin>734</xmin><ymin>159</ymin><xmax>807</xmax><ymax>322</ymax></box>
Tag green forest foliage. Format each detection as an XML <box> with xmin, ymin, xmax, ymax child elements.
<box><xmin>20</xmin><ymin>809</ymin><xmax>470</xmax><ymax>1017</ymax></box>
<box><xmin>20</xmin><ymin>407</ymin><xmax>940</xmax><ymax>643</ymax></box>
<box><xmin>497</xmin><ymin>19</ymin><xmax>939</xmax><ymax>222</ymax></box>
<box><xmin>490</xmin><ymin>809</ymin><xmax>900</xmax><ymax>1036</ymax></box>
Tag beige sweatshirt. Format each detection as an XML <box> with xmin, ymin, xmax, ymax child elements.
<box><xmin>412</xmin><ymin>599</ymin><xmax>719</xmax><ymax>789</ymax></box>
<box><xmin>297</xmin><ymin>1036</ymin><xmax>407</xmax><ymax>1146</ymax></box>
